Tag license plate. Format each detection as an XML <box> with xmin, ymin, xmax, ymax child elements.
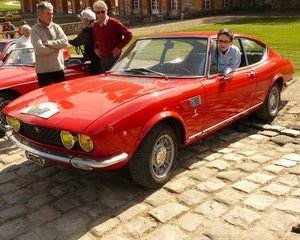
<box><xmin>25</xmin><ymin>151</ymin><xmax>46</xmax><ymax>166</ymax></box>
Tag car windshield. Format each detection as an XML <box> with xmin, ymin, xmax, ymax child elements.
<box><xmin>111</xmin><ymin>37</ymin><xmax>208</xmax><ymax>77</ymax></box>
<box><xmin>3</xmin><ymin>48</ymin><xmax>35</xmax><ymax>67</ymax></box>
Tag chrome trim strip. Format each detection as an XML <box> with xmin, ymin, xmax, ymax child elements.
<box><xmin>188</xmin><ymin>103</ymin><xmax>262</xmax><ymax>140</ymax></box>
<box><xmin>5</xmin><ymin>129</ymin><xmax>129</xmax><ymax>170</ymax></box>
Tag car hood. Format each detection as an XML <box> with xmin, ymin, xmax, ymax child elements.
<box><xmin>4</xmin><ymin>74</ymin><xmax>179</xmax><ymax>132</ymax></box>
<box><xmin>0</xmin><ymin>66</ymin><xmax>35</xmax><ymax>87</ymax></box>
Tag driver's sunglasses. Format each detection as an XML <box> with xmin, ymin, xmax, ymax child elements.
<box><xmin>95</xmin><ymin>10</ymin><xmax>106</xmax><ymax>14</ymax></box>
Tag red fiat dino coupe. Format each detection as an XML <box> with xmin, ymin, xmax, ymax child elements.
<box><xmin>3</xmin><ymin>32</ymin><xmax>295</xmax><ymax>188</ymax></box>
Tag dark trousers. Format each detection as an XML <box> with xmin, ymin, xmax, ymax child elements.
<box><xmin>37</xmin><ymin>70</ymin><xmax>66</xmax><ymax>88</ymax></box>
<box><xmin>101</xmin><ymin>56</ymin><xmax>119</xmax><ymax>73</ymax></box>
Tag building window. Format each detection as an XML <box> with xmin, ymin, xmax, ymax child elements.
<box><xmin>204</xmin><ymin>0</ymin><xmax>211</xmax><ymax>9</ymax></box>
<box><xmin>224</xmin><ymin>0</ymin><xmax>229</xmax><ymax>7</ymax></box>
<box><xmin>134</xmin><ymin>0</ymin><xmax>140</xmax><ymax>9</ymax></box>
<box><xmin>152</xmin><ymin>0</ymin><xmax>159</xmax><ymax>10</ymax></box>
<box><xmin>171</xmin><ymin>0</ymin><xmax>178</xmax><ymax>10</ymax></box>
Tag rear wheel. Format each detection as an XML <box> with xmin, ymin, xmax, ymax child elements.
<box><xmin>255</xmin><ymin>82</ymin><xmax>281</xmax><ymax>121</ymax></box>
<box><xmin>129</xmin><ymin>123</ymin><xmax>178</xmax><ymax>188</ymax></box>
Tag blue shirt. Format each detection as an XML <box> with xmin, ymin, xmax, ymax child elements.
<box><xmin>212</xmin><ymin>45</ymin><xmax>241</xmax><ymax>73</ymax></box>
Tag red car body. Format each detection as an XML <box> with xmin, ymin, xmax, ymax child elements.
<box><xmin>3</xmin><ymin>32</ymin><xmax>295</xmax><ymax>188</ymax></box>
<box><xmin>0</xmin><ymin>47</ymin><xmax>90</xmax><ymax>129</ymax></box>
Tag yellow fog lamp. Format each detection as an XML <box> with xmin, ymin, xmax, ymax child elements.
<box><xmin>6</xmin><ymin>116</ymin><xmax>20</xmax><ymax>132</ymax></box>
<box><xmin>60</xmin><ymin>131</ymin><xmax>76</xmax><ymax>149</ymax></box>
<box><xmin>78</xmin><ymin>134</ymin><xmax>93</xmax><ymax>152</ymax></box>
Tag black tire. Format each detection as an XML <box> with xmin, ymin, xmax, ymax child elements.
<box><xmin>255</xmin><ymin>82</ymin><xmax>281</xmax><ymax>121</ymax></box>
<box><xmin>129</xmin><ymin>123</ymin><xmax>178</xmax><ymax>188</ymax></box>
<box><xmin>0</xmin><ymin>92</ymin><xmax>18</xmax><ymax>129</ymax></box>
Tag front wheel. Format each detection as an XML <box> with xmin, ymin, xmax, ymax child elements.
<box><xmin>129</xmin><ymin>123</ymin><xmax>178</xmax><ymax>188</ymax></box>
<box><xmin>255</xmin><ymin>82</ymin><xmax>281</xmax><ymax>121</ymax></box>
<box><xmin>0</xmin><ymin>92</ymin><xmax>18</xmax><ymax>130</ymax></box>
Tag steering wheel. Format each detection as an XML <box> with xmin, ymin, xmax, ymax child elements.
<box><xmin>170</xmin><ymin>66</ymin><xmax>192</xmax><ymax>75</ymax></box>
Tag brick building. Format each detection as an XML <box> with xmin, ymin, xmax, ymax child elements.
<box><xmin>19</xmin><ymin>0</ymin><xmax>299</xmax><ymax>17</ymax></box>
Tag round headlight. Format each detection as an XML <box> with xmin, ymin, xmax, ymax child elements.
<box><xmin>60</xmin><ymin>131</ymin><xmax>76</xmax><ymax>149</ymax></box>
<box><xmin>6</xmin><ymin>116</ymin><xmax>20</xmax><ymax>132</ymax></box>
<box><xmin>78</xmin><ymin>134</ymin><xmax>93</xmax><ymax>152</ymax></box>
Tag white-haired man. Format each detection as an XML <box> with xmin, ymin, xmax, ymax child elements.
<box><xmin>30</xmin><ymin>1</ymin><xmax>69</xmax><ymax>87</ymax></box>
<box><xmin>93</xmin><ymin>0</ymin><xmax>132</xmax><ymax>72</ymax></box>
<box><xmin>69</xmin><ymin>8</ymin><xmax>101</xmax><ymax>75</ymax></box>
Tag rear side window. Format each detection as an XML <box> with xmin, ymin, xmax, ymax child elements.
<box><xmin>241</xmin><ymin>39</ymin><xmax>265</xmax><ymax>65</ymax></box>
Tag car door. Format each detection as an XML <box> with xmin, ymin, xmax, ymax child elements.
<box><xmin>201</xmin><ymin>37</ymin><xmax>257</xmax><ymax>132</ymax></box>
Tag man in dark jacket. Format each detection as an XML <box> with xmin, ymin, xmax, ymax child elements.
<box><xmin>69</xmin><ymin>8</ymin><xmax>101</xmax><ymax>75</ymax></box>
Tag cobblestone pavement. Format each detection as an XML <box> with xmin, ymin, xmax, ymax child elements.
<box><xmin>1</xmin><ymin>17</ymin><xmax>300</xmax><ymax>240</ymax></box>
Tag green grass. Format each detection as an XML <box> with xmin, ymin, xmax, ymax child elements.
<box><xmin>127</xmin><ymin>17</ymin><xmax>300</xmax><ymax>75</ymax></box>
<box><xmin>0</xmin><ymin>0</ymin><xmax>20</xmax><ymax>12</ymax></box>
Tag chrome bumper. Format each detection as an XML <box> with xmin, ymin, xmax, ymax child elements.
<box><xmin>285</xmin><ymin>78</ymin><xmax>297</xmax><ymax>87</ymax></box>
<box><xmin>5</xmin><ymin>129</ymin><xmax>129</xmax><ymax>170</ymax></box>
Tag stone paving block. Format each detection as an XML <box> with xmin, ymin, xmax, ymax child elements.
<box><xmin>164</xmin><ymin>178</ymin><xmax>195</xmax><ymax>193</ymax></box>
<box><xmin>249</xmin><ymin>154</ymin><xmax>272</xmax><ymax>164</ymax></box>
<box><xmin>144</xmin><ymin>224</ymin><xmax>187</xmax><ymax>240</ymax></box>
<box><xmin>144</xmin><ymin>189</ymin><xmax>173</xmax><ymax>206</ymax></box>
<box><xmin>0</xmin><ymin>205</ymin><xmax>27</xmax><ymax>221</ymax></box>
<box><xmin>53</xmin><ymin>196</ymin><xmax>82</xmax><ymax>213</ymax></box>
<box><xmin>202</xmin><ymin>220</ymin><xmax>239</xmax><ymax>240</ymax></box>
<box><xmin>235</xmin><ymin>226</ymin><xmax>276</xmax><ymax>240</ymax></box>
<box><xmin>206</xmin><ymin>160</ymin><xmax>230</xmax><ymax>170</ymax></box>
<box><xmin>0</xmin><ymin>219</ymin><xmax>29</xmax><ymax>239</ymax></box>
<box><xmin>0</xmin><ymin>171</ymin><xmax>17</xmax><ymax>184</ymax></box>
<box><xmin>291</xmin><ymin>188</ymin><xmax>300</xmax><ymax>197</ymax></box>
<box><xmin>259</xmin><ymin>211</ymin><xmax>296</xmax><ymax>233</ymax></box>
<box><xmin>235</xmin><ymin>162</ymin><xmax>260</xmax><ymax>172</ymax></box>
<box><xmin>196</xmin><ymin>179</ymin><xmax>226</xmax><ymax>193</ymax></box>
<box><xmin>119</xmin><ymin>216</ymin><xmax>156</xmax><ymax>238</ymax></box>
<box><xmin>232</xmin><ymin>180</ymin><xmax>259</xmax><ymax>193</ymax></box>
<box><xmin>2</xmin><ymin>189</ymin><xmax>35</xmax><ymax>205</ymax></box>
<box><xmin>248</xmin><ymin>134</ymin><xmax>269</xmax><ymax>141</ymax></box>
<box><xmin>243</xmin><ymin>194</ymin><xmax>276</xmax><ymax>211</ymax></box>
<box><xmin>149</xmin><ymin>202</ymin><xmax>189</xmax><ymax>223</ymax></box>
<box><xmin>18</xmin><ymin>227</ymin><xmax>58</xmax><ymax>240</ymax></box>
<box><xmin>271</xmin><ymin>135</ymin><xmax>295</xmax><ymax>146</ymax></box>
<box><xmin>216</xmin><ymin>170</ymin><xmax>245</xmax><ymax>182</ymax></box>
<box><xmin>189</xmin><ymin>166</ymin><xmax>218</xmax><ymax>181</ymax></box>
<box><xmin>28</xmin><ymin>205</ymin><xmax>62</xmax><ymax>225</ymax></box>
<box><xmin>281</xmin><ymin>129</ymin><xmax>300</xmax><ymax>137</ymax></box>
<box><xmin>262</xmin><ymin>183</ymin><xmax>291</xmax><ymax>196</ymax></box>
<box><xmin>260</xmin><ymin>130</ymin><xmax>279</xmax><ymax>137</ymax></box>
<box><xmin>275</xmin><ymin>198</ymin><xmax>300</xmax><ymax>214</ymax></box>
<box><xmin>99</xmin><ymin>234</ymin><xmax>129</xmax><ymax>240</ymax></box>
<box><xmin>214</xmin><ymin>189</ymin><xmax>246</xmax><ymax>206</ymax></box>
<box><xmin>223</xmin><ymin>206</ymin><xmax>261</xmax><ymax>228</ymax></box>
<box><xmin>274</xmin><ymin>159</ymin><xmax>298</xmax><ymax>168</ymax></box>
<box><xmin>27</xmin><ymin>193</ymin><xmax>53</xmax><ymax>210</ymax></box>
<box><xmin>117</xmin><ymin>204</ymin><xmax>148</xmax><ymax>222</ymax></box>
<box><xmin>283</xmin><ymin>153</ymin><xmax>300</xmax><ymax>162</ymax></box>
<box><xmin>222</xmin><ymin>153</ymin><xmax>244</xmax><ymax>162</ymax></box>
<box><xmin>177</xmin><ymin>213</ymin><xmax>204</xmax><ymax>231</ymax></box>
<box><xmin>246</xmin><ymin>173</ymin><xmax>275</xmax><ymax>184</ymax></box>
<box><xmin>54</xmin><ymin>211</ymin><xmax>89</xmax><ymax>238</ymax></box>
<box><xmin>277</xmin><ymin>174</ymin><xmax>300</xmax><ymax>187</ymax></box>
<box><xmin>195</xmin><ymin>200</ymin><xmax>228</xmax><ymax>219</ymax></box>
<box><xmin>263</xmin><ymin>164</ymin><xmax>285</xmax><ymax>174</ymax></box>
<box><xmin>177</xmin><ymin>189</ymin><xmax>207</xmax><ymax>206</ymax></box>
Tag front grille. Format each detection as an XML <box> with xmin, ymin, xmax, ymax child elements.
<box><xmin>21</xmin><ymin>122</ymin><xmax>64</xmax><ymax>147</ymax></box>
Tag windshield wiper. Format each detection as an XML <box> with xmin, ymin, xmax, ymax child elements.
<box><xmin>125</xmin><ymin>68</ymin><xmax>168</xmax><ymax>80</ymax></box>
